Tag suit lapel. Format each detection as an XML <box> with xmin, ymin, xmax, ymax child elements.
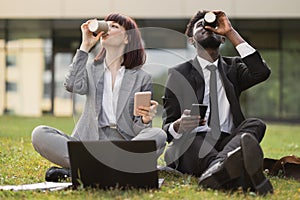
<box><xmin>191</xmin><ymin>57</ymin><xmax>205</xmax><ymax>103</ymax></box>
<box><xmin>218</xmin><ymin>58</ymin><xmax>245</xmax><ymax>126</ymax></box>
<box><xmin>191</xmin><ymin>57</ymin><xmax>204</xmax><ymax>78</ymax></box>
<box><xmin>218</xmin><ymin>59</ymin><xmax>234</xmax><ymax>101</ymax></box>
<box><xmin>116</xmin><ymin>69</ymin><xmax>137</xmax><ymax>120</ymax></box>
<box><xmin>94</xmin><ymin>63</ymin><xmax>105</xmax><ymax>115</ymax></box>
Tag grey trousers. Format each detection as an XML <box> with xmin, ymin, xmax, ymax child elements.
<box><xmin>31</xmin><ymin>125</ymin><xmax>167</xmax><ymax>168</ymax></box>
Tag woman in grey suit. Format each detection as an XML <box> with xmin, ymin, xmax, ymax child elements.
<box><xmin>31</xmin><ymin>13</ymin><xmax>167</xmax><ymax>182</ymax></box>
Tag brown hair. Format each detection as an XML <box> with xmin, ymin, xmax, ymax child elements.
<box><xmin>95</xmin><ymin>13</ymin><xmax>146</xmax><ymax>69</ymax></box>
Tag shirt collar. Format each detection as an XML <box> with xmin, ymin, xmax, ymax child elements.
<box><xmin>103</xmin><ymin>60</ymin><xmax>126</xmax><ymax>74</ymax></box>
<box><xmin>196</xmin><ymin>56</ymin><xmax>219</xmax><ymax>70</ymax></box>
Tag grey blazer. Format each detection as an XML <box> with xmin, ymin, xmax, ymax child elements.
<box><xmin>64</xmin><ymin>50</ymin><xmax>152</xmax><ymax>141</ymax></box>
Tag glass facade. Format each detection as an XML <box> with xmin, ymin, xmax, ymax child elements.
<box><xmin>234</xmin><ymin>19</ymin><xmax>300</xmax><ymax>121</ymax></box>
<box><xmin>0</xmin><ymin>18</ymin><xmax>300</xmax><ymax>121</ymax></box>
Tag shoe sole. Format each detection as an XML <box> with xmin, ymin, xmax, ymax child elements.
<box><xmin>199</xmin><ymin>147</ymin><xmax>243</xmax><ymax>189</ymax></box>
<box><xmin>241</xmin><ymin>133</ymin><xmax>273</xmax><ymax>195</ymax></box>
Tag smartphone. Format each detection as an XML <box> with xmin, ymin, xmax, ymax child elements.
<box><xmin>134</xmin><ymin>91</ymin><xmax>152</xmax><ymax>116</ymax></box>
<box><xmin>190</xmin><ymin>104</ymin><xmax>208</xmax><ymax>119</ymax></box>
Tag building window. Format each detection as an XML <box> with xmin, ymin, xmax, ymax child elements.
<box><xmin>6</xmin><ymin>55</ymin><xmax>17</xmax><ymax>67</ymax></box>
<box><xmin>5</xmin><ymin>81</ymin><xmax>17</xmax><ymax>92</ymax></box>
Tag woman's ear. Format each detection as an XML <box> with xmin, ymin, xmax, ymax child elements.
<box><xmin>124</xmin><ymin>34</ymin><xmax>129</xmax><ymax>44</ymax></box>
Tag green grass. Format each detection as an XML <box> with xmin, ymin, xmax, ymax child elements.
<box><xmin>1</xmin><ymin>116</ymin><xmax>300</xmax><ymax>199</ymax></box>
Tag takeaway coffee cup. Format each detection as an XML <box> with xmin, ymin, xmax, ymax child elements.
<box><xmin>88</xmin><ymin>20</ymin><xmax>109</xmax><ymax>35</ymax></box>
<box><xmin>203</xmin><ymin>12</ymin><xmax>217</xmax><ymax>28</ymax></box>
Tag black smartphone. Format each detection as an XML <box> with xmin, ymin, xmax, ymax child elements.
<box><xmin>190</xmin><ymin>104</ymin><xmax>208</xmax><ymax>119</ymax></box>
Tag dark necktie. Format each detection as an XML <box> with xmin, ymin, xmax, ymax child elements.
<box><xmin>207</xmin><ymin>64</ymin><xmax>221</xmax><ymax>138</ymax></box>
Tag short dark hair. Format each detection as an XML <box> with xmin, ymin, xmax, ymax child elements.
<box><xmin>185</xmin><ymin>10</ymin><xmax>208</xmax><ymax>37</ymax></box>
<box><xmin>95</xmin><ymin>13</ymin><xmax>146</xmax><ymax>69</ymax></box>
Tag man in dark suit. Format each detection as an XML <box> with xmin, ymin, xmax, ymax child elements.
<box><xmin>162</xmin><ymin>10</ymin><xmax>273</xmax><ymax>195</ymax></box>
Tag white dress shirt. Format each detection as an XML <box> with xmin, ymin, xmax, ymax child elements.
<box><xmin>99</xmin><ymin>61</ymin><xmax>125</xmax><ymax>127</ymax></box>
<box><xmin>169</xmin><ymin>42</ymin><xmax>256</xmax><ymax>139</ymax></box>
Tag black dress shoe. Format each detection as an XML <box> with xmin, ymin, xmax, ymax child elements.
<box><xmin>198</xmin><ymin>147</ymin><xmax>243</xmax><ymax>189</ymax></box>
<box><xmin>241</xmin><ymin>133</ymin><xmax>273</xmax><ymax>195</ymax></box>
<box><xmin>45</xmin><ymin>166</ymin><xmax>71</xmax><ymax>182</ymax></box>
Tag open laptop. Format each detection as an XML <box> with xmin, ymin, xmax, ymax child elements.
<box><xmin>67</xmin><ymin>140</ymin><xmax>161</xmax><ymax>189</ymax></box>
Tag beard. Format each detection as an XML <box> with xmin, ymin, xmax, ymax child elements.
<box><xmin>195</xmin><ymin>35</ymin><xmax>222</xmax><ymax>49</ymax></box>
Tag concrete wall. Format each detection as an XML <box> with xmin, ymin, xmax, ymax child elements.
<box><xmin>6</xmin><ymin>39</ymin><xmax>44</xmax><ymax>116</ymax></box>
<box><xmin>0</xmin><ymin>0</ymin><xmax>299</xmax><ymax>19</ymax></box>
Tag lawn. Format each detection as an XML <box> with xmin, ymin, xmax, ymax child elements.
<box><xmin>0</xmin><ymin>115</ymin><xmax>300</xmax><ymax>199</ymax></box>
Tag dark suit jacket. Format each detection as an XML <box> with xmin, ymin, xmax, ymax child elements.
<box><xmin>162</xmin><ymin>51</ymin><xmax>271</xmax><ymax>143</ymax></box>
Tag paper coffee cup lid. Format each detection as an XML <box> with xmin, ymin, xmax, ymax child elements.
<box><xmin>204</xmin><ymin>12</ymin><xmax>216</xmax><ymax>23</ymax></box>
<box><xmin>88</xmin><ymin>20</ymin><xmax>98</xmax><ymax>32</ymax></box>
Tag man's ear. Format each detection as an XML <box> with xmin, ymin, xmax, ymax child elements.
<box><xmin>221</xmin><ymin>36</ymin><xmax>226</xmax><ymax>44</ymax></box>
<box><xmin>188</xmin><ymin>37</ymin><xmax>195</xmax><ymax>45</ymax></box>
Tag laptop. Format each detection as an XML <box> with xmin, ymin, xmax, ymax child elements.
<box><xmin>67</xmin><ymin>140</ymin><xmax>160</xmax><ymax>189</ymax></box>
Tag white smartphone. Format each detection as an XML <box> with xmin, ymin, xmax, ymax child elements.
<box><xmin>134</xmin><ymin>91</ymin><xmax>152</xmax><ymax>116</ymax></box>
